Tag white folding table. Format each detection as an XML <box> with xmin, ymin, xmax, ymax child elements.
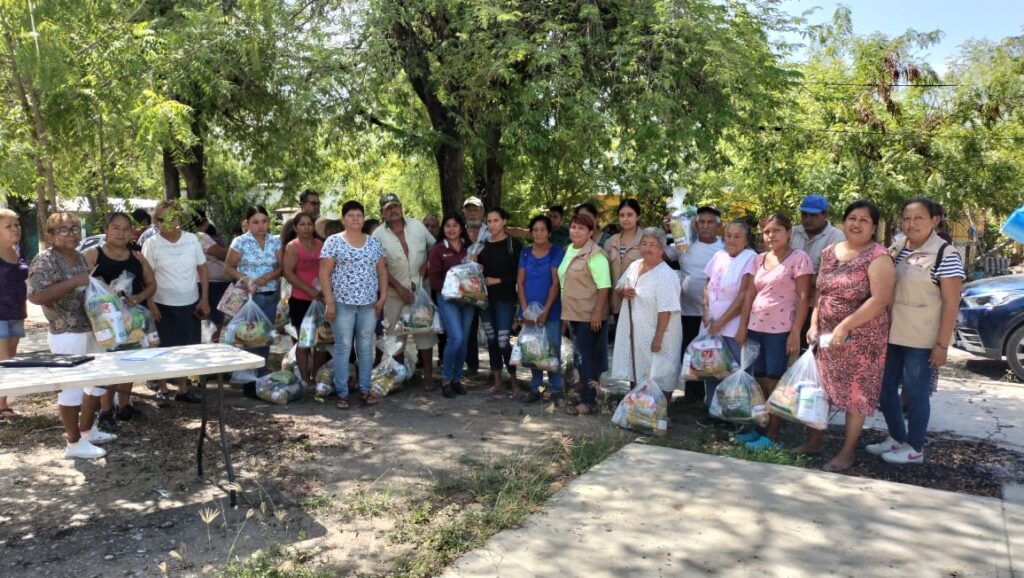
<box><xmin>0</xmin><ymin>343</ymin><xmax>265</xmax><ymax>506</ymax></box>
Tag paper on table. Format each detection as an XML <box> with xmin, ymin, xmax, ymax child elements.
<box><xmin>121</xmin><ymin>349</ymin><xmax>169</xmax><ymax>362</ymax></box>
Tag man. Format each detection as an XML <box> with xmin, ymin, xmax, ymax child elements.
<box><xmin>790</xmin><ymin>194</ymin><xmax>845</xmax><ymax>274</ymax></box>
<box><xmin>283</xmin><ymin>188</ymin><xmax>323</xmax><ymax>242</ymax></box>
<box><xmin>667</xmin><ymin>206</ymin><xmax>724</xmax><ymax>404</ymax></box>
<box><xmin>548</xmin><ymin>205</ymin><xmax>570</xmax><ymax>247</ymax></box>
<box><xmin>372</xmin><ymin>193</ymin><xmax>438</xmax><ymax>386</ymax></box>
<box><xmin>790</xmin><ymin>194</ymin><xmax>845</xmax><ymax>348</ymax></box>
<box><xmin>423</xmin><ymin>214</ymin><xmax>440</xmax><ymax>239</ymax></box>
<box><xmin>463</xmin><ymin>196</ymin><xmax>488</xmax><ymax>246</ymax></box>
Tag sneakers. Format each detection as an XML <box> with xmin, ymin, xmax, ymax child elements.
<box><xmin>155</xmin><ymin>392</ymin><xmax>172</xmax><ymax>408</ymax></box>
<box><xmin>452</xmin><ymin>381</ymin><xmax>467</xmax><ymax>395</ymax></box>
<box><xmin>865</xmin><ymin>437</ymin><xmax>904</xmax><ymax>456</ymax></box>
<box><xmin>116</xmin><ymin>404</ymin><xmax>137</xmax><ymax>421</ymax></box>
<box><xmin>881</xmin><ymin>445</ymin><xmax>924</xmax><ymax>465</ymax></box>
<box><xmin>64</xmin><ymin>439</ymin><xmax>107</xmax><ymax>459</ymax></box>
<box><xmin>85</xmin><ymin>428</ymin><xmax>117</xmax><ymax>444</ymax></box>
<box><xmin>441</xmin><ymin>382</ymin><xmax>457</xmax><ymax>399</ymax></box>
<box><xmin>97</xmin><ymin>410</ymin><xmax>118</xmax><ymax>433</ymax></box>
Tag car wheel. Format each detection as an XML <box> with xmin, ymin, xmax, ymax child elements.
<box><xmin>1005</xmin><ymin>325</ymin><xmax>1024</xmax><ymax>381</ymax></box>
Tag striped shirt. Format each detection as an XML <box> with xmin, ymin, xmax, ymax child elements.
<box><xmin>895</xmin><ymin>246</ymin><xmax>966</xmax><ymax>284</ymax></box>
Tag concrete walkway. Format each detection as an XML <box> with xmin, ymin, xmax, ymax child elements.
<box><xmin>444</xmin><ymin>444</ymin><xmax>1023</xmax><ymax>578</ymax></box>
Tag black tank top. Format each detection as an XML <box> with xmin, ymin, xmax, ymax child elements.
<box><xmin>94</xmin><ymin>246</ymin><xmax>145</xmax><ymax>295</ymax></box>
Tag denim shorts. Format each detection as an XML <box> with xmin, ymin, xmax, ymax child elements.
<box><xmin>747</xmin><ymin>329</ymin><xmax>789</xmax><ymax>379</ymax></box>
<box><xmin>0</xmin><ymin>319</ymin><xmax>26</xmax><ymax>340</ymax></box>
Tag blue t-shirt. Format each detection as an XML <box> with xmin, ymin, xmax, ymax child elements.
<box><xmin>321</xmin><ymin>233</ymin><xmax>385</xmax><ymax>306</ymax></box>
<box><xmin>518</xmin><ymin>244</ymin><xmax>564</xmax><ymax>322</ymax></box>
<box><xmin>229</xmin><ymin>232</ymin><xmax>283</xmax><ymax>292</ymax></box>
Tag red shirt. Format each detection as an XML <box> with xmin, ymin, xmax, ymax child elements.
<box><xmin>427</xmin><ymin>239</ymin><xmax>467</xmax><ymax>293</ymax></box>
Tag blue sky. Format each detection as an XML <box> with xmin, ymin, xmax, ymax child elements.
<box><xmin>778</xmin><ymin>1</ymin><xmax>1024</xmax><ymax>73</ymax></box>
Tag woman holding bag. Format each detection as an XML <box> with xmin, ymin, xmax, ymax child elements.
<box><xmin>282</xmin><ymin>212</ymin><xmax>325</xmax><ymax>385</ymax></box>
<box><xmin>478</xmin><ymin>208</ymin><xmax>524</xmax><ymax>397</ymax></box>
<box><xmin>428</xmin><ymin>213</ymin><xmax>472</xmax><ymax>398</ymax></box>
<box><xmin>611</xmin><ymin>227</ymin><xmax>682</xmax><ymax>397</ymax></box>
<box><xmin>516</xmin><ymin>215</ymin><xmax>565</xmax><ymax>404</ymax></box>
<box><xmin>794</xmin><ymin>200</ymin><xmax>894</xmax><ymax>471</ymax></box>
<box><xmin>867</xmin><ymin>197</ymin><xmax>964</xmax><ymax>465</ymax></box>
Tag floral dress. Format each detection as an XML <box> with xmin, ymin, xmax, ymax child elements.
<box><xmin>815</xmin><ymin>244</ymin><xmax>891</xmax><ymax>416</ymax></box>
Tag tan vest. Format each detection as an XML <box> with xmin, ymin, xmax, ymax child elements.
<box><xmin>562</xmin><ymin>240</ymin><xmax>611</xmax><ymax>322</ymax></box>
<box><xmin>605</xmin><ymin>232</ymin><xmax>643</xmax><ymax>314</ymax></box>
<box><xmin>888</xmin><ymin>231</ymin><xmax>952</xmax><ymax>349</ymax></box>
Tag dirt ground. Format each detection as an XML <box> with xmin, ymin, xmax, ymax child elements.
<box><xmin>1</xmin><ymin>334</ymin><xmax>1022</xmax><ymax>577</ymax></box>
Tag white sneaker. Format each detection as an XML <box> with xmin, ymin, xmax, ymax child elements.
<box><xmin>84</xmin><ymin>429</ymin><xmax>117</xmax><ymax>444</ymax></box>
<box><xmin>881</xmin><ymin>445</ymin><xmax>924</xmax><ymax>465</ymax></box>
<box><xmin>64</xmin><ymin>439</ymin><xmax>107</xmax><ymax>459</ymax></box>
<box><xmin>865</xmin><ymin>437</ymin><xmax>903</xmax><ymax>456</ymax></box>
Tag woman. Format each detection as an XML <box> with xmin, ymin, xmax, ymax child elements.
<box><xmin>699</xmin><ymin>221</ymin><xmax>757</xmax><ymax>426</ymax></box>
<box><xmin>559</xmin><ymin>212</ymin><xmax>611</xmax><ymax>416</ymax></box>
<box><xmin>516</xmin><ymin>215</ymin><xmax>565</xmax><ymax>404</ymax></box>
<box><xmin>867</xmin><ymin>197</ymin><xmax>964</xmax><ymax>465</ymax></box>
<box><xmin>428</xmin><ymin>213</ymin><xmax>473</xmax><ymax>398</ymax></box>
<box><xmin>0</xmin><ymin>208</ymin><xmax>27</xmax><ymax>417</ymax></box>
<box><xmin>193</xmin><ymin>212</ymin><xmax>231</xmax><ymax>340</ymax></box>
<box><xmin>611</xmin><ymin>227</ymin><xmax>682</xmax><ymax>396</ymax></box>
<box><xmin>225</xmin><ymin>206</ymin><xmax>283</xmax><ymax>377</ymax></box>
<box><xmin>320</xmin><ymin>201</ymin><xmax>388</xmax><ymax>409</ymax></box>
<box><xmin>282</xmin><ymin>212</ymin><xmax>325</xmax><ymax>385</ymax></box>
<box><xmin>142</xmin><ymin>201</ymin><xmax>210</xmax><ymax>405</ymax></box>
<box><xmin>739</xmin><ymin>213</ymin><xmax>812</xmax><ymax>450</ymax></box>
<box><xmin>28</xmin><ymin>213</ymin><xmax>115</xmax><ymax>459</ymax></box>
<box><xmin>84</xmin><ymin>212</ymin><xmax>157</xmax><ymax>427</ymax></box>
<box><xmin>477</xmin><ymin>208</ymin><xmax>524</xmax><ymax>396</ymax></box>
<box><xmin>792</xmin><ymin>200</ymin><xmax>894</xmax><ymax>471</ymax></box>
<box><xmin>605</xmin><ymin>199</ymin><xmax>644</xmax><ymax>317</ymax></box>
<box><xmin>575</xmin><ymin>203</ymin><xmax>611</xmax><ymax>248</ymax></box>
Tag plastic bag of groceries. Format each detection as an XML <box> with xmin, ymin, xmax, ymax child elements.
<box><xmin>681</xmin><ymin>333</ymin><xmax>735</xmax><ymax>380</ymax></box>
<box><xmin>221</xmin><ymin>298</ymin><xmax>277</xmax><ymax>348</ymax></box>
<box><xmin>255</xmin><ymin>370</ymin><xmax>303</xmax><ymax>405</ymax></box>
<box><xmin>128</xmin><ymin>304</ymin><xmax>160</xmax><ymax>348</ymax></box>
<box><xmin>275</xmin><ymin>298</ymin><xmax>289</xmax><ymax>331</ymax></box>
<box><xmin>509</xmin><ymin>335</ymin><xmax>522</xmax><ymax>367</ymax></box>
<box><xmin>396</xmin><ymin>287</ymin><xmax>436</xmax><ymax>334</ymax></box>
<box><xmin>518</xmin><ymin>323</ymin><xmax>558</xmax><ymax>373</ymax></box>
<box><xmin>217</xmin><ymin>278</ymin><xmax>252</xmax><ymax>318</ymax></box>
<box><xmin>282</xmin><ymin>344</ymin><xmax>297</xmax><ymax>372</ymax></box>
<box><xmin>709</xmin><ymin>342</ymin><xmax>768</xmax><ymax>426</ymax></box>
<box><xmin>85</xmin><ymin>276</ymin><xmax>130</xmax><ymax>350</ymax></box>
<box><xmin>314</xmin><ymin>365</ymin><xmax>334</xmax><ymax>398</ymax></box>
<box><xmin>298</xmin><ymin>301</ymin><xmax>328</xmax><ymax>348</ymax></box>
<box><xmin>441</xmin><ymin>261</ymin><xmax>488</xmax><ymax>308</ymax></box>
<box><xmin>769</xmin><ymin>349</ymin><xmax>828</xmax><ymax>429</ymax></box>
<box><xmin>611</xmin><ymin>377</ymin><xmax>668</xmax><ymax>436</ymax></box>
<box><xmin>370</xmin><ymin>335</ymin><xmax>413</xmax><ymax>397</ymax></box>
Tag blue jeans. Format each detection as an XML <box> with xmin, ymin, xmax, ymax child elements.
<box><xmin>529</xmin><ymin>318</ymin><xmax>564</xmax><ymax>393</ymax></box>
<box><xmin>482</xmin><ymin>300</ymin><xmax>516</xmax><ymax>372</ymax></box>
<box><xmin>879</xmin><ymin>343</ymin><xmax>932</xmax><ymax>452</ymax></box>
<box><xmin>704</xmin><ymin>336</ymin><xmax>742</xmax><ymax>407</ymax></box>
<box><xmin>332</xmin><ymin>303</ymin><xmax>376</xmax><ymax>397</ymax></box>
<box><xmin>570</xmin><ymin>320</ymin><xmax>605</xmax><ymax>407</ymax></box>
<box><xmin>251</xmin><ymin>291</ymin><xmax>280</xmax><ymax>377</ymax></box>
<box><xmin>437</xmin><ymin>295</ymin><xmax>475</xmax><ymax>383</ymax></box>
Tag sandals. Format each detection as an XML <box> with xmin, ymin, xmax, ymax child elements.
<box><xmin>336</xmin><ymin>397</ymin><xmax>350</xmax><ymax>410</ymax></box>
<box><xmin>360</xmin><ymin>392</ymin><xmax>379</xmax><ymax>406</ymax></box>
<box><xmin>565</xmin><ymin>403</ymin><xmax>596</xmax><ymax>416</ymax></box>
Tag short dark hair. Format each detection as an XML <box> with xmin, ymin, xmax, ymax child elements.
<box><xmin>487</xmin><ymin>207</ymin><xmax>510</xmax><ymax>221</ymax></box>
<box><xmin>570</xmin><ymin>212</ymin><xmax>596</xmax><ymax>232</ymax></box>
<box><xmin>617</xmin><ymin>198</ymin><xmax>642</xmax><ymax>217</ymax></box>
<box><xmin>575</xmin><ymin>202</ymin><xmax>599</xmax><ymax>219</ymax></box>
<box><xmin>761</xmin><ymin>212</ymin><xmax>792</xmax><ymax>231</ymax></box>
<box><xmin>902</xmin><ymin>196</ymin><xmax>943</xmax><ymax>219</ymax></box>
<box><xmin>130</xmin><ymin>208</ymin><xmax>151</xmax><ymax>225</ymax></box>
<box><xmin>528</xmin><ymin>215</ymin><xmax>553</xmax><ymax>232</ymax></box>
<box><xmin>843</xmin><ymin>200</ymin><xmax>881</xmax><ymax>225</ymax></box>
<box><xmin>244</xmin><ymin>205</ymin><xmax>270</xmax><ymax>220</ymax></box>
<box><xmin>299</xmin><ymin>188</ymin><xmax>320</xmax><ymax>204</ymax></box>
<box><xmin>342</xmin><ymin>200</ymin><xmax>364</xmax><ymax>216</ymax></box>
<box><xmin>697</xmin><ymin>205</ymin><xmax>722</xmax><ymax>219</ymax></box>
<box><xmin>441</xmin><ymin>212</ymin><xmax>470</xmax><ymax>244</ymax></box>
<box><xmin>548</xmin><ymin>205</ymin><xmax>565</xmax><ymax>217</ymax></box>
<box><xmin>104</xmin><ymin>212</ymin><xmax>131</xmax><ymax>229</ymax></box>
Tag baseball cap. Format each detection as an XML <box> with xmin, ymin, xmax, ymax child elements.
<box><xmin>379</xmin><ymin>193</ymin><xmax>401</xmax><ymax>210</ymax></box>
<box><xmin>463</xmin><ymin>196</ymin><xmax>484</xmax><ymax>208</ymax></box>
<box><xmin>799</xmin><ymin>195</ymin><xmax>829</xmax><ymax>214</ymax></box>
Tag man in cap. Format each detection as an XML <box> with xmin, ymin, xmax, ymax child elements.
<box><xmin>790</xmin><ymin>194</ymin><xmax>845</xmax><ymax>349</ymax></box>
<box><xmin>373</xmin><ymin>193</ymin><xmax>438</xmax><ymax>385</ymax></box>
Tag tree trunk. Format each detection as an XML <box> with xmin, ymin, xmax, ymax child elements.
<box><xmin>162</xmin><ymin>147</ymin><xmax>181</xmax><ymax>199</ymax></box>
<box><xmin>177</xmin><ymin>120</ymin><xmax>206</xmax><ymax>200</ymax></box>
<box><xmin>435</xmin><ymin>143</ymin><xmax>465</xmax><ymax>217</ymax></box>
<box><xmin>474</xmin><ymin>124</ymin><xmax>504</xmax><ymax>210</ymax></box>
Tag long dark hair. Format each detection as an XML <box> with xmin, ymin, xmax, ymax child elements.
<box><xmin>441</xmin><ymin>212</ymin><xmax>470</xmax><ymax>246</ymax></box>
<box><xmin>281</xmin><ymin>212</ymin><xmax>316</xmax><ymax>246</ymax></box>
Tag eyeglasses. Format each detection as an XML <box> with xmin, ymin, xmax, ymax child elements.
<box><xmin>53</xmin><ymin>227</ymin><xmax>81</xmax><ymax>236</ymax></box>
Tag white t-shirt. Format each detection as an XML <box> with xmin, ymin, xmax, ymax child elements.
<box><xmin>677</xmin><ymin>239</ymin><xmax>724</xmax><ymax>316</ymax></box>
<box><xmin>142</xmin><ymin>232</ymin><xmax>207</xmax><ymax>306</ymax></box>
<box><xmin>703</xmin><ymin>249</ymin><xmax>756</xmax><ymax>338</ymax></box>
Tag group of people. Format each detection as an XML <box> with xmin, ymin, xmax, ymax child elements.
<box><xmin>0</xmin><ymin>189</ymin><xmax>964</xmax><ymax>471</ymax></box>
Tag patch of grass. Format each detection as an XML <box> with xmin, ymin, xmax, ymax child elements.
<box><xmin>718</xmin><ymin>444</ymin><xmax>811</xmax><ymax>467</ymax></box>
<box><xmin>350</xmin><ymin>485</ymin><xmax>395</xmax><ymax>517</ymax></box>
<box><xmin>221</xmin><ymin>546</ymin><xmax>331</xmax><ymax>578</ymax></box>
<box><xmin>388</xmin><ymin>432</ymin><xmax>628</xmax><ymax>577</ymax></box>
<box><xmin>298</xmin><ymin>493</ymin><xmax>334</xmax><ymax>513</ymax></box>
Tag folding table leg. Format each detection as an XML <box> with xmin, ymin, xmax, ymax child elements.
<box><xmin>198</xmin><ymin>376</ymin><xmax>209</xmax><ymax>478</ymax></box>
<box><xmin>217</xmin><ymin>374</ymin><xmax>238</xmax><ymax>507</ymax></box>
